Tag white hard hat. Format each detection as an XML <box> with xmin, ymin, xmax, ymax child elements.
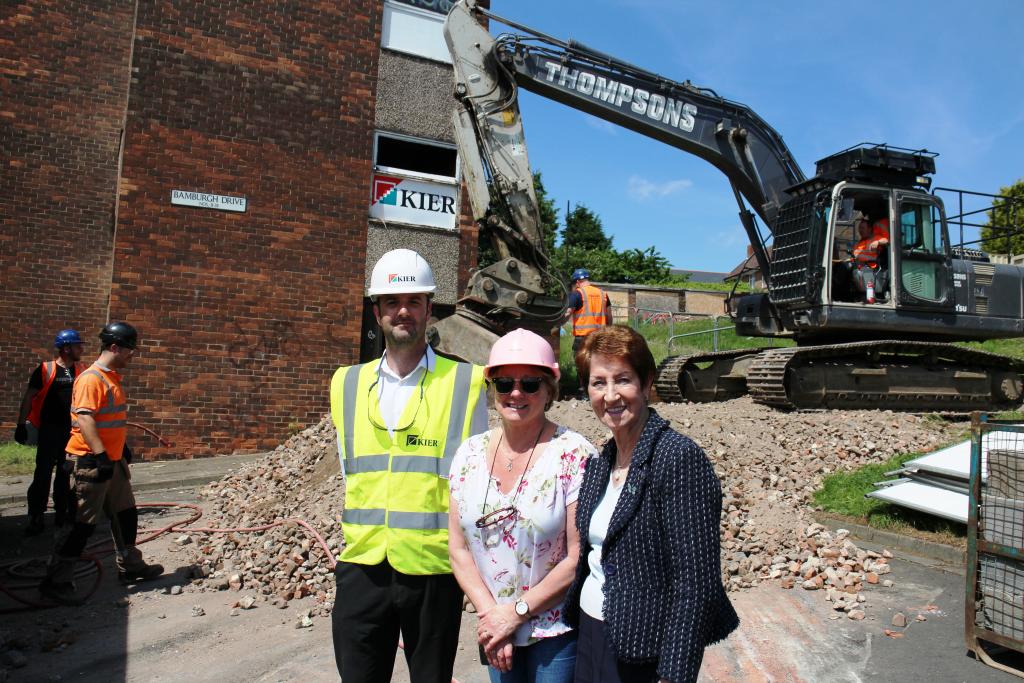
<box><xmin>367</xmin><ymin>248</ymin><xmax>437</xmax><ymax>299</ymax></box>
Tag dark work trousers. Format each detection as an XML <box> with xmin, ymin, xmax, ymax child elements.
<box><xmin>575</xmin><ymin>612</ymin><xmax>659</xmax><ymax>683</ymax></box>
<box><xmin>332</xmin><ymin>560</ymin><xmax>463</xmax><ymax>683</ymax></box>
<box><xmin>26</xmin><ymin>426</ymin><xmax>74</xmax><ymax>522</ymax></box>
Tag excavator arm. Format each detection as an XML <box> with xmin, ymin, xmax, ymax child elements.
<box><xmin>431</xmin><ymin>0</ymin><xmax>805</xmax><ymax>362</ymax></box>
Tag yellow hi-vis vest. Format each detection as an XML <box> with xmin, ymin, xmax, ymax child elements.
<box><xmin>329</xmin><ymin>354</ymin><xmax>486</xmax><ymax>575</ymax></box>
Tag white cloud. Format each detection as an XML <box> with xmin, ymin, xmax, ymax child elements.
<box><xmin>627</xmin><ymin>175</ymin><xmax>693</xmax><ymax>201</ymax></box>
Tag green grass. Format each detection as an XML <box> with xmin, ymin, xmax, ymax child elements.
<box><xmin>813</xmin><ymin>450</ymin><xmax>966</xmax><ymax>544</ymax></box>
<box><xmin>0</xmin><ymin>441</ymin><xmax>36</xmax><ymax>476</ymax></box>
<box><xmin>961</xmin><ymin>337</ymin><xmax>1024</xmax><ymax>360</ymax></box>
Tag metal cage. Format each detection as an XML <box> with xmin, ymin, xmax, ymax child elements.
<box><xmin>967</xmin><ymin>413</ymin><xmax>1024</xmax><ymax>677</ymax></box>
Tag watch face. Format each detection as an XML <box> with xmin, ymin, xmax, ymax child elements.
<box><xmin>515</xmin><ymin>600</ymin><xmax>528</xmax><ymax>616</ymax></box>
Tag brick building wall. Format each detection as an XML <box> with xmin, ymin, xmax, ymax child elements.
<box><xmin>112</xmin><ymin>0</ymin><xmax>381</xmax><ymax>456</ymax></box>
<box><xmin>3</xmin><ymin>0</ymin><xmax>383</xmax><ymax>457</ymax></box>
<box><xmin>0</xmin><ymin>1</ymin><xmax>137</xmax><ymax>436</ymax></box>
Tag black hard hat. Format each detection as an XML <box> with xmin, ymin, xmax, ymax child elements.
<box><xmin>99</xmin><ymin>321</ymin><xmax>138</xmax><ymax>349</ymax></box>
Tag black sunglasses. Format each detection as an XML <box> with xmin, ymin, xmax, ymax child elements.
<box><xmin>490</xmin><ymin>376</ymin><xmax>544</xmax><ymax>395</ymax></box>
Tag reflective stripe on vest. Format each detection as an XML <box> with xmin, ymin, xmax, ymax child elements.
<box><xmin>854</xmin><ymin>225</ymin><xmax>890</xmax><ymax>267</ymax></box>
<box><xmin>572</xmin><ymin>284</ymin><xmax>609</xmax><ymax>336</ymax></box>
<box><xmin>330</xmin><ymin>355</ymin><xmax>486</xmax><ymax>574</ymax></box>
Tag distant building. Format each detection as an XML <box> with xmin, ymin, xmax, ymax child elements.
<box><xmin>726</xmin><ymin>246</ymin><xmax>771</xmax><ymax>289</ymax></box>
<box><xmin>670</xmin><ymin>268</ymin><xmax>728</xmax><ymax>284</ymax></box>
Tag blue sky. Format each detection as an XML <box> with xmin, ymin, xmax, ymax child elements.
<box><xmin>491</xmin><ymin>1</ymin><xmax>1024</xmax><ymax>272</ymax></box>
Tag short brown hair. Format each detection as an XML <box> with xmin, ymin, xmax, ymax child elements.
<box><xmin>575</xmin><ymin>325</ymin><xmax>656</xmax><ymax>388</ymax></box>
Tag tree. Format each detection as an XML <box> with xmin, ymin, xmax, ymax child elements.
<box><xmin>980</xmin><ymin>178</ymin><xmax>1024</xmax><ymax>255</ymax></box>
<box><xmin>477</xmin><ymin>171</ymin><xmax>560</xmax><ymax>268</ymax></box>
<box><xmin>562</xmin><ymin>203</ymin><xmax>612</xmax><ymax>251</ymax></box>
<box><xmin>533</xmin><ymin>172</ymin><xmax>559</xmax><ymax>255</ymax></box>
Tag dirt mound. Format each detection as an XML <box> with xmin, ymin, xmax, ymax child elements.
<box><xmin>190</xmin><ymin>397</ymin><xmax>959</xmax><ymax>615</ymax></box>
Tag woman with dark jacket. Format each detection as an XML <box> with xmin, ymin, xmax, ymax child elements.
<box><xmin>564</xmin><ymin>325</ymin><xmax>738</xmax><ymax>683</ymax></box>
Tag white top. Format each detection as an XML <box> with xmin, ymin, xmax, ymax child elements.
<box><xmin>376</xmin><ymin>347</ymin><xmax>433</xmax><ymax>437</ymax></box>
<box><xmin>449</xmin><ymin>426</ymin><xmax>595</xmax><ymax>645</ymax></box>
<box><xmin>580</xmin><ymin>476</ymin><xmax>624</xmax><ymax>620</ymax></box>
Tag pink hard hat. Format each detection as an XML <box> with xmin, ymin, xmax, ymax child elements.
<box><xmin>484</xmin><ymin>328</ymin><xmax>560</xmax><ymax>380</ymax></box>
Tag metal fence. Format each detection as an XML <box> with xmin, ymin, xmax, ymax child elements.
<box><xmin>967</xmin><ymin>414</ymin><xmax>1024</xmax><ymax>677</ymax></box>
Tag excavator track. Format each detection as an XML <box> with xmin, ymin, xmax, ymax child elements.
<box><xmin>655</xmin><ymin>349</ymin><xmax>764</xmax><ymax>403</ymax></box>
<box><xmin>746</xmin><ymin>340</ymin><xmax>1024</xmax><ymax>411</ymax></box>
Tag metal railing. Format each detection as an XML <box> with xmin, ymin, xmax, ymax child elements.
<box><xmin>665</xmin><ymin>315</ymin><xmax>733</xmax><ymax>353</ymax></box>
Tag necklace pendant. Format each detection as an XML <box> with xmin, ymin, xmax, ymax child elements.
<box><xmin>505</xmin><ymin>459</ymin><xmax>513</xmax><ymax>472</ymax></box>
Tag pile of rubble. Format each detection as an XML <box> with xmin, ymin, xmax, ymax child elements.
<box><xmin>182</xmin><ymin>396</ymin><xmax>959</xmax><ymax>618</ymax></box>
<box><xmin>180</xmin><ymin>416</ymin><xmax>344</xmax><ymax>616</ymax></box>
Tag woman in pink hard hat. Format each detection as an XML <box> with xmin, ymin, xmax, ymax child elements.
<box><xmin>448</xmin><ymin>328</ymin><xmax>598</xmax><ymax>683</ymax></box>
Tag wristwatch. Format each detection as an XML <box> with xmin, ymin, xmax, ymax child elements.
<box><xmin>514</xmin><ymin>599</ymin><xmax>530</xmax><ymax>618</ymax></box>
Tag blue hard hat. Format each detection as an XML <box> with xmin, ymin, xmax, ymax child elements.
<box><xmin>54</xmin><ymin>329</ymin><xmax>83</xmax><ymax>348</ymax></box>
<box><xmin>571</xmin><ymin>268</ymin><xmax>590</xmax><ymax>282</ymax></box>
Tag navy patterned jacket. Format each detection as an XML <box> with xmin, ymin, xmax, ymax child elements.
<box><xmin>564</xmin><ymin>409</ymin><xmax>739</xmax><ymax>683</ymax></box>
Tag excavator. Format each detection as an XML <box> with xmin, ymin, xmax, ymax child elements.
<box><xmin>429</xmin><ymin>0</ymin><xmax>1024</xmax><ymax>411</ymax></box>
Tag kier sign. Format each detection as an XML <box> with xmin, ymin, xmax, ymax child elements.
<box><xmin>370</xmin><ymin>173</ymin><xmax>457</xmax><ymax>230</ymax></box>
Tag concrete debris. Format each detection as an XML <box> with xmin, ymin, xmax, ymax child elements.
<box><xmin>170</xmin><ymin>585</ymin><xmax>183</xmax><ymax>596</ymax></box>
<box><xmin>295</xmin><ymin>610</ymin><xmax>314</xmax><ymax>628</ymax></box>
<box><xmin>892</xmin><ymin>612</ymin><xmax>907</xmax><ymax>628</ymax></box>
<box><xmin>191</xmin><ymin>605</ymin><xmax>206</xmax><ymax>618</ymax></box>
<box><xmin>174</xmin><ymin>534</ymin><xmax>193</xmax><ymax>546</ymax></box>
<box><xmin>238</xmin><ymin>595</ymin><xmax>257</xmax><ymax>610</ymax></box>
<box><xmin>188</xmin><ymin>398</ymin><xmax>956</xmax><ymax>621</ymax></box>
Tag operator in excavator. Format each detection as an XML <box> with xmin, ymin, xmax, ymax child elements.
<box><xmin>564</xmin><ymin>269</ymin><xmax>612</xmax><ymax>396</ymax></box>
<box><xmin>850</xmin><ymin>216</ymin><xmax>890</xmax><ymax>304</ymax></box>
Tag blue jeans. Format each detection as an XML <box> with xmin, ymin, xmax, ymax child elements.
<box><xmin>487</xmin><ymin>631</ymin><xmax>577</xmax><ymax>683</ymax></box>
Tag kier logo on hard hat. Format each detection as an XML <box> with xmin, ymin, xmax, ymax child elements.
<box><xmin>388</xmin><ymin>274</ymin><xmax>416</xmax><ymax>284</ymax></box>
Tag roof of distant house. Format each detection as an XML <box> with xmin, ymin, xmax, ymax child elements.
<box><xmin>725</xmin><ymin>246</ymin><xmax>773</xmax><ymax>280</ymax></box>
<box><xmin>670</xmin><ymin>268</ymin><xmax>728</xmax><ymax>284</ymax></box>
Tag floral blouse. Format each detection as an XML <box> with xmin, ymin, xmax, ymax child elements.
<box><xmin>449</xmin><ymin>425</ymin><xmax>595</xmax><ymax>645</ymax></box>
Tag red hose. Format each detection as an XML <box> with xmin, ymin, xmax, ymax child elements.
<box><xmin>0</xmin><ymin>502</ymin><xmax>335</xmax><ymax>613</ymax></box>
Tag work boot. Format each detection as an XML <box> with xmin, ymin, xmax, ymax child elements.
<box><xmin>117</xmin><ymin>547</ymin><xmax>163</xmax><ymax>584</ymax></box>
<box><xmin>39</xmin><ymin>556</ymin><xmax>84</xmax><ymax>605</ymax></box>
<box><xmin>38</xmin><ymin>576</ymin><xmax>84</xmax><ymax>606</ymax></box>
<box><xmin>24</xmin><ymin>514</ymin><xmax>44</xmax><ymax>536</ymax></box>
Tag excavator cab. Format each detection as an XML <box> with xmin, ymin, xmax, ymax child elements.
<box><xmin>823</xmin><ymin>182</ymin><xmax>953</xmax><ymax>315</ymax></box>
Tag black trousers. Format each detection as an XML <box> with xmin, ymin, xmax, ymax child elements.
<box><xmin>26</xmin><ymin>428</ymin><xmax>73</xmax><ymax>521</ymax></box>
<box><xmin>575</xmin><ymin>612</ymin><xmax>658</xmax><ymax>683</ymax></box>
<box><xmin>332</xmin><ymin>560</ymin><xmax>463</xmax><ymax>683</ymax></box>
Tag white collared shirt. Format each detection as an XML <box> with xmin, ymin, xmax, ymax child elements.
<box><xmin>375</xmin><ymin>346</ymin><xmax>434</xmax><ymax>437</ymax></box>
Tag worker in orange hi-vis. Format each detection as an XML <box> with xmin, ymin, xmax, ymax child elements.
<box><xmin>39</xmin><ymin>322</ymin><xmax>163</xmax><ymax>605</ymax></box>
<box><xmin>564</xmin><ymin>268</ymin><xmax>612</xmax><ymax>396</ymax></box>
<box><xmin>851</xmin><ymin>218</ymin><xmax>890</xmax><ymax>304</ymax></box>
<box><xmin>14</xmin><ymin>329</ymin><xmax>87</xmax><ymax>536</ymax></box>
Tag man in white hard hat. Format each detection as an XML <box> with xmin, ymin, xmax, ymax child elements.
<box><xmin>329</xmin><ymin>248</ymin><xmax>488</xmax><ymax>683</ymax></box>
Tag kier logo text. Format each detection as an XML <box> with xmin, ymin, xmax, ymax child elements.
<box><xmin>389</xmin><ymin>274</ymin><xmax>416</xmax><ymax>284</ymax></box>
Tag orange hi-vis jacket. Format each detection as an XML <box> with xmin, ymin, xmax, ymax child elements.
<box><xmin>65</xmin><ymin>364</ymin><xmax>129</xmax><ymax>460</ymax></box>
<box><xmin>26</xmin><ymin>360</ymin><xmax>87</xmax><ymax>428</ymax></box>
<box><xmin>853</xmin><ymin>219</ymin><xmax>890</xmax><ymax>269</ymax></box>
<box><xmin>572</xmin><ymin>284</ymin><xmax>610</xmax><ymax>337</ymax></box>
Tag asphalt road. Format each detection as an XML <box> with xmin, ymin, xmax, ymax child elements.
<box><xmin>1</xmin><ymin>486</ymin><xmax>1021</xmax><ymax>681</ymax></box>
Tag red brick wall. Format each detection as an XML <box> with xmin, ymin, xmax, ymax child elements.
<box><xmin>0</xmin><ymin>1</ymin><xmax>136</xmax><ymax>428</ymax></box>
<box><xmin>2</xmin><ymin>1</ymin><xmax>382</xmax><ymax>458</ymax></box>
<box><xmin>111</xmin><ymin>0</ymin><xmax>381</xmax><ymax>457</ymax></box>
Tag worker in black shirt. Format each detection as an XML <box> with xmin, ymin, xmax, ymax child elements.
<box><xmin>14</xmin><ymin>329</ymin><xmax>87</xmax><ymax>535</ymax></box>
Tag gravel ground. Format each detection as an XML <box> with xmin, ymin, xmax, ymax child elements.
<box><xmin>184</xmin><ymin>397</ymin><xmax>959</xmax><ymax>618</ymax></box>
